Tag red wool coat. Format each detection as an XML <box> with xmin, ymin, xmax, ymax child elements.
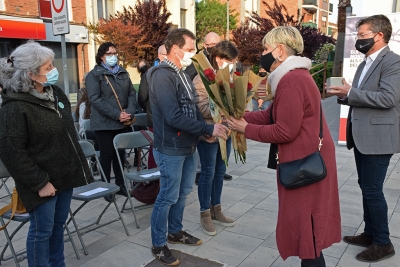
<box><xmin>244</xmin><ymin>69</ymin><xmax>341</xmax><ymax>260</ymax></box>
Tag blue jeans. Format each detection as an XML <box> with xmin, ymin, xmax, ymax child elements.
<box><xmin>354</xmin><ymin>146</ymin><xmax>392</xmax><ymax>245</ymax></box>
<box><xmin>197</xmin><ymin>138</ymin><xmax>231</xmax><ymax>211</ymax></box>
<box><xmin>252</xmin><ymin>99</ymin><xmax>272</xmax><ymax>111</ymax></box>
<box><xmin>151</xmin><ymin>149</ymin><xmax>198</xmax><ymax>247</ymax></box>
<box><xmin>27</xmin><ymin>188</ymin><xmax>73</xmax><ymax>267</ymax></box>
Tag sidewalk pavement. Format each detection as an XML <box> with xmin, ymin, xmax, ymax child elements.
<box><xmin>1</xmin><ymin>96</ymin><xmax>400</xmax><ymax>267</ymax></box>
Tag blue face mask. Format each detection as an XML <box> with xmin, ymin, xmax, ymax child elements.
<box><xmin>105</xmin><ymin>55</ymin><xmax>118</xmax><ymax>67</ymax></box>
<box><xmin>40</xmin><ymin>68</ymin><xmax>59</xmax><ymax>87</ymax></box>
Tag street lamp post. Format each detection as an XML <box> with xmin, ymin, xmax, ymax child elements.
<box><xmin>226</xmin><ymin>0</ymin><xmax>229</xmax><ymax>40</ymax></box>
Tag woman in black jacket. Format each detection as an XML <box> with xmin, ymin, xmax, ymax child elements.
<box><xmin>85</xmin><ymin>42</ymin><xmax>137</xmax><ymax>199</ymax></box>
<box><xmin>0</xmin><ymin>41</ymin><xmax>93</xmax><ymax>267</ymax></box>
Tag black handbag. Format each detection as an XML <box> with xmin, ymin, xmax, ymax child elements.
<box><xmin>277</xmin><ymin>104</ymin><xmax>327</xmax><ymax>189</ymax></box>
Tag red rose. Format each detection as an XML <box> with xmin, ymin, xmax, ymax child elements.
<box><xmin>204</xmin><ymin>68</ymin><xmax>216</xmax><ymax>82</ymax></box>
<box><xmin>234</xmin><ymin>71</ymin><xmax>241</xmax><ymax>76</ymax></box>
<box><xmin>247</xmin><ymin>82</ymin><xmax>253</xmax><ymax>91</ymax></box>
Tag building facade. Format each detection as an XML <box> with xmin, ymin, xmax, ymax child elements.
<box><xmin>85</xmin><ymin>0</ymin><xmax>196</xmax><ymax>84</ymax></box>
<box><xmin>302</xmin><ymin>0</ymin><xmax>335</xmax><ymax>37</ymax></box>
<box><xmin>0</xmin><ymin>0</ymin><xmax>90</xmax><ymax>103</ymax></box>
<box><xmin>219</xmin><ymin>0</ymin><xmax>301</xmax><ymax>25</ymax></box>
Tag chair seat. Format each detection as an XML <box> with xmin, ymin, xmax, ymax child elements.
<box><xmin>124</xmin><ymin>168</ymin><xmax>160</xmax><ymax>182</ymax></box>
<box><xmin>72</xmin><ymin>182</ymin><xmax>120</xmax><ymax>201</ymax></box>
<box><xmin>1</xmin><ymin>211</ymin><xmax>29</xmax><ymax>222</ymax></box>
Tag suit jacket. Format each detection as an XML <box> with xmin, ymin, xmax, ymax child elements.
<box><xmin>338</xmin><ymin>46</ymin><xmax>400</xmax><ymax>154</ymax></box>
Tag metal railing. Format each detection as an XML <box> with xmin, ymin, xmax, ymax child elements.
<box><xmin>310</xmin><ymin>61</ymin><xmax>328</xmax><ymax>99</ymax></box>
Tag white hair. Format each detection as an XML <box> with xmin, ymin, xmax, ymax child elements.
<box><xmin>0</xmin><ymin>41</ymin><xmax>54</xmax><ymax>93</ymax></box>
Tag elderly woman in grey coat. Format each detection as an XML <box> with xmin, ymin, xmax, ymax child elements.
<box><xmin>0</xmin><ymin>41</ymin><xmax>93</xmax><ymax>267</ymax></box>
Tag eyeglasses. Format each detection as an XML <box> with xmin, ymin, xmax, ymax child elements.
<box><xmin>205</xmin><ymin>43</ymin><xmax>218</xmax><ymax>47</ymax></box>
<box><xmin>104</xmin><ymin>52</ymin><xmax>118</xmax><ymax>56</ymax></box>
<box><xmin>355</xmin><ymin>31</ymin><xmax>375</xmax><ymax>40</ymax></box>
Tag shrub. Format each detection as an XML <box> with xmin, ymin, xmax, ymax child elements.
<box><xmin>310</xmin><ymin>61</ymin><xmax>333</xmax><ymax>92</ymax></box>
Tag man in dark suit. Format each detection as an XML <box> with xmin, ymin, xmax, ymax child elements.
<box><xmin>329</xmin><ymin>14</ymin><xmax>400</xmax><ymax>263</ymax></box>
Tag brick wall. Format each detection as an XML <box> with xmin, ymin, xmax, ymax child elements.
<box><xmin>71</xmin><ymin>0</ymin><xmax>88</xmax><ymax>87</ymax></box>
<box><xmin>1</xmin><ymin>0</ymin><xmax>39</xmax><ymax>17</ymax></box>
<box><xmin>0</xmin><ymin>0</ymin><xmax>89</xmax><ymax>89</ymax></box>
<box><xmin>260</xmin><ymin>0</ymin><xmax>300</xmax><ymax>20</ymax></box>
<box><xmin>218</xmin><ymin>0</ymin><xmax>300</xmax><ymax>26</ymax></box>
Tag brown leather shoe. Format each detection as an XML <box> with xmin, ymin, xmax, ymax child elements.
<box><xmin>343</xmin><ymin>233</ymin><xmax>373</xmax><ymax>247</ymax></box>
<box><xmin>356</xmin><ymin>243</ymin><xmax>395</xmax><ymax>262</ymax></box>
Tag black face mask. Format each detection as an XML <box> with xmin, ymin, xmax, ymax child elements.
<box><xmin>355</xmin><ymin>35</ymin><xmax>376</xmax><ymax>54</ymax></box>
<box><xmin>258</xmin><ymin>72</ymin><xmax>267</xmax><ymax>77</ymax></box>
<box><xmin>139</xmin><ymin>65</ymin><xmax>148</xmax><ymax>74</ymax></box>
<box><xmin>260</xmin><ymin>51</ymin><xmax>276</xmax><ymax>73</ymax></box>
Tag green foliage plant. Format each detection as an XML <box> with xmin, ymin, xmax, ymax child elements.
<box><xmin>195</xmin><ymin>0</ymin><xmax>238</xmax><ymax>50</ymax></box>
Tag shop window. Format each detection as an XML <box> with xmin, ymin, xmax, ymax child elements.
<box><xmin>97</xmin><ymin>0</ymin><xmax>114</xmax><ymax>19</ymax></box>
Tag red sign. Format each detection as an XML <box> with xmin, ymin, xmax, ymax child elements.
<box><xmin>0</xmin><ymin>20</ymin><xmax>46</xmax><ymax>39</ymax></box>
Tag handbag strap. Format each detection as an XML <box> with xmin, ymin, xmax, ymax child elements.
<box><xmin>275</xmin><ymin>103</ymin><xmax>324</xmax><ymax>163</ymax></box>
<box><xmin>103</xmin><ymin>75</ymin><xmax>124</xmax><ymax>112</ymax></box>
<box><xmin>140</xmin><ymin>130</ymin><xmax>154</xmax><ymax>146</ymax></box>
<box><xmin>318</xmin><ymin>104</ymin><xmax>323</xmax><ymax>151</ymax></box>
<box><xmin>0</xmin><ymin>188</ymin><xmax>19</xmax><ymax>231</ymax></box>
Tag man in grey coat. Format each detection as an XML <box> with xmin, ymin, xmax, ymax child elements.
<box><xmin>329</xmin><ymin>14</ymin><xmax>400</xmax><ymax>263</ymax></box>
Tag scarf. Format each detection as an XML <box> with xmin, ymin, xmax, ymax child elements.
<box><xmin>268</xmin><ymin>56</ymin><xmax>312</xmax><ymax>96</ymax></box>
<box><xmin>29</xmin><ymin>86</ymin><xmax>55</xmax><ymax>102</ymax></box>
<box><xmin>101</xmin><ymin>62</ymin><xmax>120</xmax><ymax>75</ymax></box>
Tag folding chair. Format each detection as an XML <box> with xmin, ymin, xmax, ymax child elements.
<box><xmin>0</xmin><ymin>160</ymin><xmax>81</xmax><ymax>266</ymax></box>
<box><xmin>0</xmin><ymin>167</ymin><xmax>11</xmax><ymax>200</ymax></box>
<box><xmin>72</xmin><ymin>112</ymin><xmax>81</xmax><ymax>140</ymax></box>
<box><xmin>113</xmin><ymin>131</ymin><xmax>160</xmax><ymax>228</ymax></box>
<box><xmin>65</xmin><ymin>141</ymin><xmax>129</xmax><ymax>255</ymax></box>
<box><xmin>131</xmin><ymin>113</ymin><xmax>150</xmax><ymax>168</ymax></box>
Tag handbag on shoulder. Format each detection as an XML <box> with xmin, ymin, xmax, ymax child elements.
<box><xmin>277</xmin><ymin>104</ymin><xmax>327</xmax><ymax>189</ymax></box>
<box><xmin>103</xmin><ymin>75</ymin><xmax>136</xmax><ymax>126</ymax></box>
<box><xmin>0</xmin><ymin>188</ymin><xmax>27</xmax><ymax>230</ymax></box>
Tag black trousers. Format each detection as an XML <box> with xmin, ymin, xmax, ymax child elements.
<box><xmin>95</xmin><ymin>128</ymin><xmax>130</xmax><ymax>188</ymax></box>
<box><xmin>301</xmin><ymin>252</ymin><xmax>325</xmax><ymax>267</ymax></box>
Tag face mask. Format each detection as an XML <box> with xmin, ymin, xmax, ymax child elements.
<box><xmin>176</xmin><ymin>50</ymin><xmax>195</xmax><ymax>69</ymax></box>
<box><xmin>105</xmin><ymin>55</ymin><xmax>118</xmax><ymax>67</ymax></box>
<box><xmin>260</xmin><ymin>49</ymin><xmax>277</xmax><ymax>73</ymax></box>
<box><xmin>220</xmin><ymin>61</ymin><xmax>234</xmax><ymax>72</ymax></box>
<box><xmin>39</xmin><ymin>68</ymin><xmax>59</xmax><ymax>87</ymax></box>
<box><xmin>139</xmin><ymin>65</ymin><xmax>148</xmax><ymax>74</ymax></box>
<box><xmin>355</xmin><ymin>35</ymin><xmax>377</xmax><ymax>54</ymax></box>
<box><xmin>259</xmin><ymin>72</ymin><xmax>267</xmax><ymax>77</ymax></box>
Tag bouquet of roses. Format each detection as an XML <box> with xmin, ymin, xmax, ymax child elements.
<box><xmin>192</xmin><ymin>53</ymin><xmax>263</xmax><ymax>164</ymax></box>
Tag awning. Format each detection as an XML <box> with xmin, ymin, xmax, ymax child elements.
<box><xmin>0</xmin><ymin>19</ymin><xmax>46</xmax><ymax>39</ymax></box>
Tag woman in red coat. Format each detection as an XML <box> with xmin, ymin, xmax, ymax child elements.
<box><xmin>228</xmin><ymin>26</ymin><xmax>341</xmax><ymax>267</ymax></box>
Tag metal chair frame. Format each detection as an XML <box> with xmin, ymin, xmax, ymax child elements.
<box><xmin>65</xmin><ymin>141</ymin><xmax>129</xmax><ymax>255</ymax></box>
<box><xmin>113</xmin><ymin>131</ymin><xmax>160</xmax><ymax>228</ymax></box>
<box><xmin>0</xmin><ymin>160</ymin><xmax>80</xmax><ymax>266</ymax></box>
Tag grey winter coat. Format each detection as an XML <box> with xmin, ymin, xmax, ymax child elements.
<box><xmin>85</xmin><ymin>65</ymin><xmax>137</xmax><ymax>131</ymax></box>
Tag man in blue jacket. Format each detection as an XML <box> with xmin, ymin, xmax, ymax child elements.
<box><xmin>148</xmin><ymin>28</ymin><xmax>229</xmax><ymax>266</ymax></box>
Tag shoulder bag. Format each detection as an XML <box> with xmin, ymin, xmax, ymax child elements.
<box><xmin>0</xmin><ymin>188</ymin><xmax>27</xmax><ymax>231</ymax></box>
<box><xmin>103</xmin><ymin>75</ymin><xmax>136</xmax><ymax>126</ymax></box>
<box><xmin>277</xmin><ymin>104</ymin><xmax>327</xmax><ymax>189</ymax></box>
